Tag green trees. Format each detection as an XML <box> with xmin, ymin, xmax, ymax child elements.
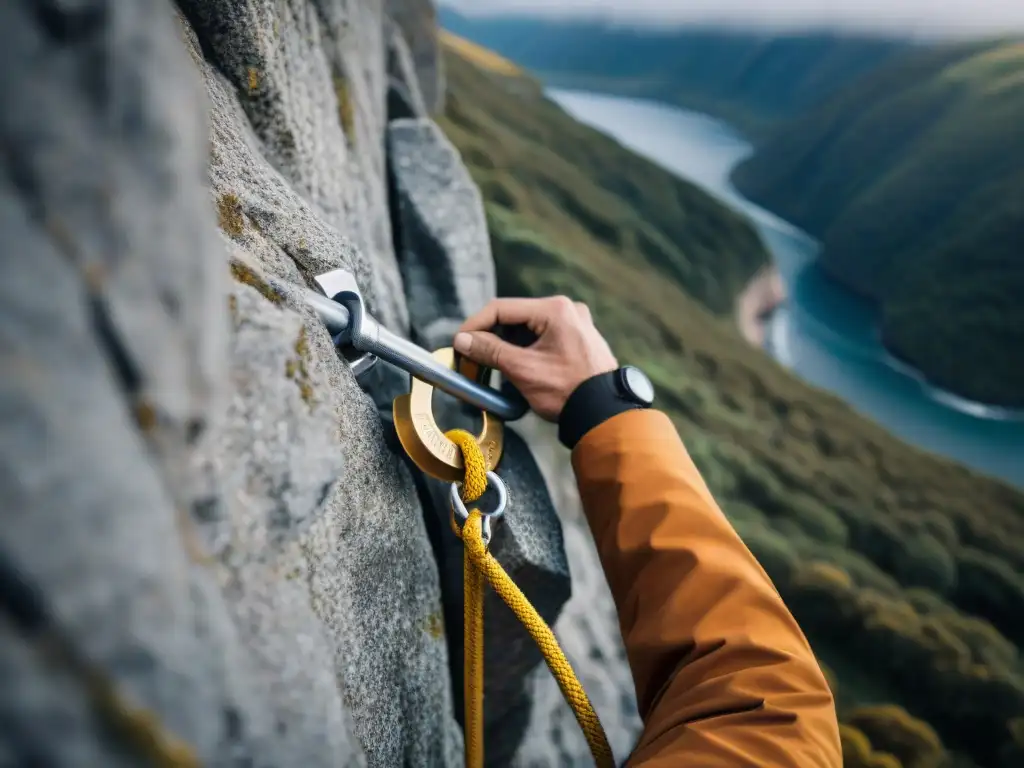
<box><xmin>847</xmin><ymin>706</ymin><xmax>948</xmax><ymax>768</ymax></box>
<box><xmin>782</xmin><ymin>560</ymin><xmax>1024</xmax><ymax>765</ymax></box>
<box><xmin>841</xmin><ymin>724</ymin><xmax>904</xmax><ymax>768</ymax></box>
<box><xmin>734</xmin><ymin>39</ymin><xmax>1024</xmax><ymax>406</ymax></box>
<box><xmin>954</xmin><ymin>548</ymin><xmax>1024</xmax><ymax>645</ymax></box>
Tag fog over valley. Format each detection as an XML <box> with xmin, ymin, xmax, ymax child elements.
<box><xmin>442</xmin><ymin>0</ymin><xmax>1024</xmax><ymax>37</ymax></box>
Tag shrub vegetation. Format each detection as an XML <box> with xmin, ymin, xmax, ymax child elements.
<box><xmin>439</xmin><ymin>38</ymin><xmax>1024</xmax><ymax>767</ymax></box>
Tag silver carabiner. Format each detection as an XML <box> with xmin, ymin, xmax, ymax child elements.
<box><xmin>450</xmin><ymin>471</ymin><xmax>507</xmax><ymax>547</ymax></box>
<box><xmin>285</xmin><ymin>268</ymin><xmax>528</xmax><ymax>421</ymax></box>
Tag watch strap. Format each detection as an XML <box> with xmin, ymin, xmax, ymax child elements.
<box><xmin>557</xmin><ymin>370</ymin><xmax>642</xmax><ymax>449</ymax></box>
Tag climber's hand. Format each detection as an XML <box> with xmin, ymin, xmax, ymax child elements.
<box><xmin>454</xmin><ymin>296</ymin><xmax>618</xmax><ymax>422</ymax></box>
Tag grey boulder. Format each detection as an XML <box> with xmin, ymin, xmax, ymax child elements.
<box><xmin>388</xmin><ymin>118</ymin><xmax>497</xmax><ymax>344</ymax></box>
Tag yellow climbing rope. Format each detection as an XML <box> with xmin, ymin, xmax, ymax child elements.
<box><xmin>446</xmin><ymin>429</ymin><xmax>615</xmax><ymax>768</ymax></box>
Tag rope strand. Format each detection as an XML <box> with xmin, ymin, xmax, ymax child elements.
<box><xmin>464</xmin><ymin>550</ymin><xmax>485</xmax><ymax>767</ymax></box>
<box><xmin>446</xmin><ymin>429</ymin><xmax>614</xmax><ymax>768</ymax></box>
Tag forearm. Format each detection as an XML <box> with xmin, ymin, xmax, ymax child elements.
<box><xmin>571</xmin><ymin>410</ymin><xmax>841</xmax><ymax>766</ymax></box>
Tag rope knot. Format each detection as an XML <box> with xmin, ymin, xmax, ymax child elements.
<box><xmin>446</xmin><ymin>429</ymin><xmax>488</xmax><ymax>540</ymax></box>
<box><xmin>443</xmin><ymin>429</ymin><xmax>614</xmax><ymax>768</ymax></box>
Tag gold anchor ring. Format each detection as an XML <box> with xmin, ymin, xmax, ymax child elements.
<box><xmin>392</xmin><ymin>347</ymin><xmax>504</xmax><ymax>482</ymax></box>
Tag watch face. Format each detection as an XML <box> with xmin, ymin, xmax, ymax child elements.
<box><xmin>621</xmin><ymin>366</ymin><xmax>655</xmax><ymax>406</ymax></box>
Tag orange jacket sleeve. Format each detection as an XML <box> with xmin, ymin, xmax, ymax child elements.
<box><xmin>572</xmin><ymin>409</ymin><xmax>841</xmax><ymax>767</ymax></box>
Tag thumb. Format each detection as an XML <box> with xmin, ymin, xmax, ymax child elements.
<box><xmin>454</xmin><ymin>330</ymin><xmax>522</xmax><ymax>373</ymax></box>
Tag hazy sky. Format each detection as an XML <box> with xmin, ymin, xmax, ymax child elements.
<box><xmin>442</xmin><ymin>0</ymin><xmax>1024</xmax><ymax>37</ymax></box>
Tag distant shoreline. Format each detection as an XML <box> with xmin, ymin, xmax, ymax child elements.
<box><xmin>736</xmin><ymin>265</ymin><xmax>785</xmax><ymax>347</ymax></box>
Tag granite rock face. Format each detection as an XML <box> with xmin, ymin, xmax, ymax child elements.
<box><xmin>190</xmin><ymin>270</ymin><xmax>366</xmax><ymax>766</ymax></box>
<box><xmin>177</xmin><ymin>5</ymin><xmax>463</xmax><ymax>765</ymax></box>
<box><xmin>387</xmin><ymin>14</ymin><xmax>431</xmax><ymax>120</ymax></box>
<box><xmin>1</xmin><ymin>0</ymin><xmax>603</xmax><ymax>765</ymax></box>
<box><xmin>386</xmin><ymin>0</ymin><xmax>445</xmax><ymax>113</ymax></box>
<box><xmin>0</xmin><ymin>0</ymin><xmax>280</xmax><ymax>765</ymax></box>
<box><xmin>178</xmin><ymin>0</ymin><xmax>407</xmax><ymax>333</ymax></box>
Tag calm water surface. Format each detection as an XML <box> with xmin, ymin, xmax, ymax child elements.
<box><xmin>548</xmin><ymin>88</ymin><xmax>1024</xmax><ymax>487</ymax></box>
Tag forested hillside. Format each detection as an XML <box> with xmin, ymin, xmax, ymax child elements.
<box><xmin>439</xmin><ymin>7</ymin><xmax>908</xmax><ymax>136</ymax></box>
<box><xmin>443</xmin><ymin>8</ymin><xmax>1024</xmax><ymax>408</ymax></box>
<box><xmin>440</xmin><ymin>35</ymin><xmax>1024</xmax><ymax>767</ymax></box>
<box><xmin>436</xmin><ymin>30</ymin><xmax>769</xmax><ymax>313</ymax></box>
<box><xmin>733</xmin><ymin>39</ymin><xmax>1024</xmax><ymax>407</ymax></box>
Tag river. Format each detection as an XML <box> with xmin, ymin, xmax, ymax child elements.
<box><xmin>547</xmin><ymin>88</ymin><xmax>1024</xmax><ymax>488</ymax></box>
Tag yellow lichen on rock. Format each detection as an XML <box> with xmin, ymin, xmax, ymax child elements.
<box><xmin>287</xmin><ymin>327</ymin><xmax>315</xmax><ymax>407</ymax></box>
<box><xmin>133</xmin><ymin>400</ymin><xmax>158</xmax><ymax>433</ymax></box>
<box><xmin>217</xmin><ymin>193</ymin><xmax>245</xmax><ymax>237</ymax></box>
<box><xmin>334</xmin><ymin>75</ymin><xmax>355</xmax><ymax>141</ymax></box>
<box><xmin>424</xmin><ymin>609</ymin><xmax>445</xmax><ymax>639</ymax></box>
<box><xmin>229</xmin><ymin>261</ymin><xmax>284</xmax><ymax>306</ymax></box>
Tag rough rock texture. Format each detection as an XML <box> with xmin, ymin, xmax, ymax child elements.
<box><xmin>386</xmin><ymin>0</ymin><xmax>445</xmax><ymax>113</ymax></box>
<box><xmin>193</xmin><ymin>266</ymin><xmax>370</xmax><ymax>768</ymax></box>
<box><xmin>0</xmin><ymin>1</ymin><xmax>276</xmax><ymax>765</ymax></box>
<box><xmin>176</xmin><ymin>7</ymin><xmax>463</xmax><ymax>765</ymax></box>
<box><xmin>386</xmin><ymin>14</ymin><xmax>430</xmax><ymax>120</ymax></box>
<box><xmin>388</xmin><ymin>117</ymin><xmax>496</xmax><ymax>343</ymax></box>
<box><xmin>1</xmin><ymin>0</ymin><xmax>612</xmax><ymax>765</ymax></box>
<box><xmin>191</xmin><ymin>269</ymin><xmax>367</xmax><ymax>766</ymax></box>
<box><xmin>512</xmin><ymin>418</ymin><xmax>644</xmax><ymax>767</ymax></box>
<box><xmin>178</xmin><ymin>0</ymin><xmax>407</xmax><ymax>334</ymax></box>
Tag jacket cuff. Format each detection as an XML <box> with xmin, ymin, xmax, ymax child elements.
<box><xmin>557</xmin><ymin>371</ymin><xmax>641</xmax><ymax>449</ymax></box>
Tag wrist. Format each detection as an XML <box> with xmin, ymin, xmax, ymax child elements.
<box><xmin>557</xmin><ymin>366</ymin><xmax>655</xmax><ymax>449</ymax></box>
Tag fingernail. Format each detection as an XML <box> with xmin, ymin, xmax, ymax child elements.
<box><xmin>454</xmin><ymin>332</ymin><xmax>472</xmax><ymax>354</ymax></box>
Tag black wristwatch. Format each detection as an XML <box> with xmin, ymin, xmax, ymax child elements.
<box><xmin>557</xmin><ymin>365</ymin><xmax>656</xmax><ymax>449</ymax></box>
